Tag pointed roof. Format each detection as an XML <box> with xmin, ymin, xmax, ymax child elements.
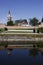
<box><xmin>8</xmin><ymin>10</ymin><xmax>11</xmax><ymax>14</ymax></box>
<box><xmin>8</xmin><ymin>10</ymin><xmax>12</xmax><ymax>17</ymax></box>
<box><xmin>8</xmin><ymin>10</ymin><xmax>11</xmax><ymax>15</ymax></box>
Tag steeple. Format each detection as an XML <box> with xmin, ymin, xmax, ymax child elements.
<box><xmin>8</xmin><ymin>10</ymin><xmax>11</xmax><ymax>14</ymax></box>
<box><xmin>7</xmin><ymin>10</ymin><xmax>12</xmax><ymax>21</ymax></box>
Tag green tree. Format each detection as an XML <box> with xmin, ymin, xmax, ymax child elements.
<box><xmin>41</xmin><ymin>17</ymin><xmax>43</xmax><ymax>22</ymax></box>
<box><xmin>29</xmin><ymin>17</ymin><xmax>39</xmax><ymax>26</ymax></box>
<box><xmin>7</xmin><ymin>21</ymin><xmax>14</xmax><ymax>26</ymax></box>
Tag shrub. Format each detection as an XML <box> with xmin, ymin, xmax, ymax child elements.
<box><xmin>0</xmin><ymin>28</ymin><xmax>3</xmax><ymax>32</ymax></box>
<box><xmin>4</xmin><ymin>27</ymin><xmax>8</xmax><ymax>31</ymax></box>
<box><xmin>7</xmin><ymin>21</ymin><xmax>14</xmax><ymax>26</ymax></box>
<box><xmin>0</xmin><ymin>29</ymin><xmax>2</xmax><ymax>31</ymax></box>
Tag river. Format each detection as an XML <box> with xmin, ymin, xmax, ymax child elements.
<box><xmin>0</xmin><ymin>48</ymin><xmax>43</xmax><ymax>65</ymax></box>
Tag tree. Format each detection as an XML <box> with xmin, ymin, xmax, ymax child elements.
<box><xmin>29</xmin><ymin>17</ymin><xmax>39</xmax><ymax>26</ymax></box>
<box><xmin>41</xmin><ymin>17</ymin><xmax>43</xmax><ymax>22</ymax></box>
<box><xmin>7</xmin><ymin>21</ymin><xmax>14</xmax><ymax>26</ymax></box>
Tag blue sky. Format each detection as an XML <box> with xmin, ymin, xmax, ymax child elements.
<box><xmin>0</xmin><ymin>0</ymin><xmax>43</xmax><ymax>23</ymax></box>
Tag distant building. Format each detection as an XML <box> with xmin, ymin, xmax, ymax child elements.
<box><xmin>15</xmin><ymin>19</ymin><xmax>28</xmax><ymax>26</ymax></box>
<box><xmin>7</xmin><ymin>10</ymin><xmax>12</xmax><ymax>22</ymax></box>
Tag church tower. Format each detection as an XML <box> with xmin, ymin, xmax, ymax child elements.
<box><xmin>7</xmin><ymin>10</ymin><xmax>12</xmax><ymax>21</ymax></box>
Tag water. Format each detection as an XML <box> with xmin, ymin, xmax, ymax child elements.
<box><xmin>0</xmin><ymin>48</ymin><xmax>43</xmax><ymax>65</ymax></box>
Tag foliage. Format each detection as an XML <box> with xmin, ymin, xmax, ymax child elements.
<box><xmin>0</xmin><ymin>28</ymin><xmax>4</xmax><ymax>32</ymax></box>
<box><xmin>40</xmin><ymin>27</ymin><xmax>43</xmax><ymax>33</ymax></box>
<box><xmin>29</xmin><ymin>17</ymin><xmax>39</xmax><ymax>26</ymax></box>
<box><xmin>4</xmin><ymin>27</ymin><xmax>8</xmax><ymax>31</ymax></box>
<box><xmin>38</xmin><ymin>27</ymin><xmax>43</xmax><ymax>33</ymax></box>
<box><xmin>41</xmin><ymin>17</ymin><xmax>43</xmax><ymax>22</ymax></box>
<box><xmin>37</xmin><ymin>27</ymin><xmax>43</xmax><ymax>33</ymax></box>
<box><xmin>7</xmin><ymin>21</ymin><xmax>14</xmax><ymax>26</ymax></box>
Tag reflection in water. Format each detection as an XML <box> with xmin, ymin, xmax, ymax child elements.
<box><xmin>7</xmin><ymin>49</ymin><xmax>13</xmax><ymax>55</ymax></box>
<box><xmin>41</xmin><ymin>52</ymin><xmax>43</xmax><ymax>56</ymax></box>
<box><xmin>29</xmin><ymin>48</ymin><xmax>38</xmax><ymax>56</ymax></box>
<box><xmin>0</xmin><ymin>48</ymin><xmax>43</xmax><ymax>65</ymax></box>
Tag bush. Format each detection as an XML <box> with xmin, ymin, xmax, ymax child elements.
<box><xmin>7</xmin><ymin>21</ymin><xmax>14</xmax><ymax>26</ymax></box>
<box><xmin>0</xmin><ymin>29</ymin><xmax>2</xmax><ymax>31</ymax></box>
<box><xmin>41</xmin><ymin>27</ymin><xmax>43</xmax><ymax>33</ymax></box>
<box><xmin>0</xmin><ymin>28</ymin><xmax>3</xmax><ymax>32</ymax></box>
<box><xmin>4</xmin><ymin>27</ymin><xmax>8</xmax><ymax>31</ymax></box>
<box><xmin>38</xmin><ymin>27</ymin><xmax>43</xmax><ymax>33</ymax></box>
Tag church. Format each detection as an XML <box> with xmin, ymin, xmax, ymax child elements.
<box><xmin>0</xmin><ymin>10</ymin><xmax>43</xmax><ymax>33</ymax></box>
<box><xmin>7</xmin><ymin>10</ymin><xmax>28</xmax><ymax>26</ymax></box>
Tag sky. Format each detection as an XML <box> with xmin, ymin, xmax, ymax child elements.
<box><xmin>0</xmin><ymin>0</ymin><xmax>43</xmax><ymax>24</ymax></box>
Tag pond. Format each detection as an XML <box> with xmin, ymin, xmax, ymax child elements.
<box><xmin>0</xmin><ymin>48</ymin><xmax>43</xmax><ymax>65</ymax></box>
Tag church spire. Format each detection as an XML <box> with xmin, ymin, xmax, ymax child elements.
<box><xmin>7</xmin><ymin>10</ymin><xmax>12</xmax><ymax>21</ymax></box>
<box><xmin>8</xmin><ymin>10</ymin><xmax>10</xmax><ymax>14</ymax></box>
